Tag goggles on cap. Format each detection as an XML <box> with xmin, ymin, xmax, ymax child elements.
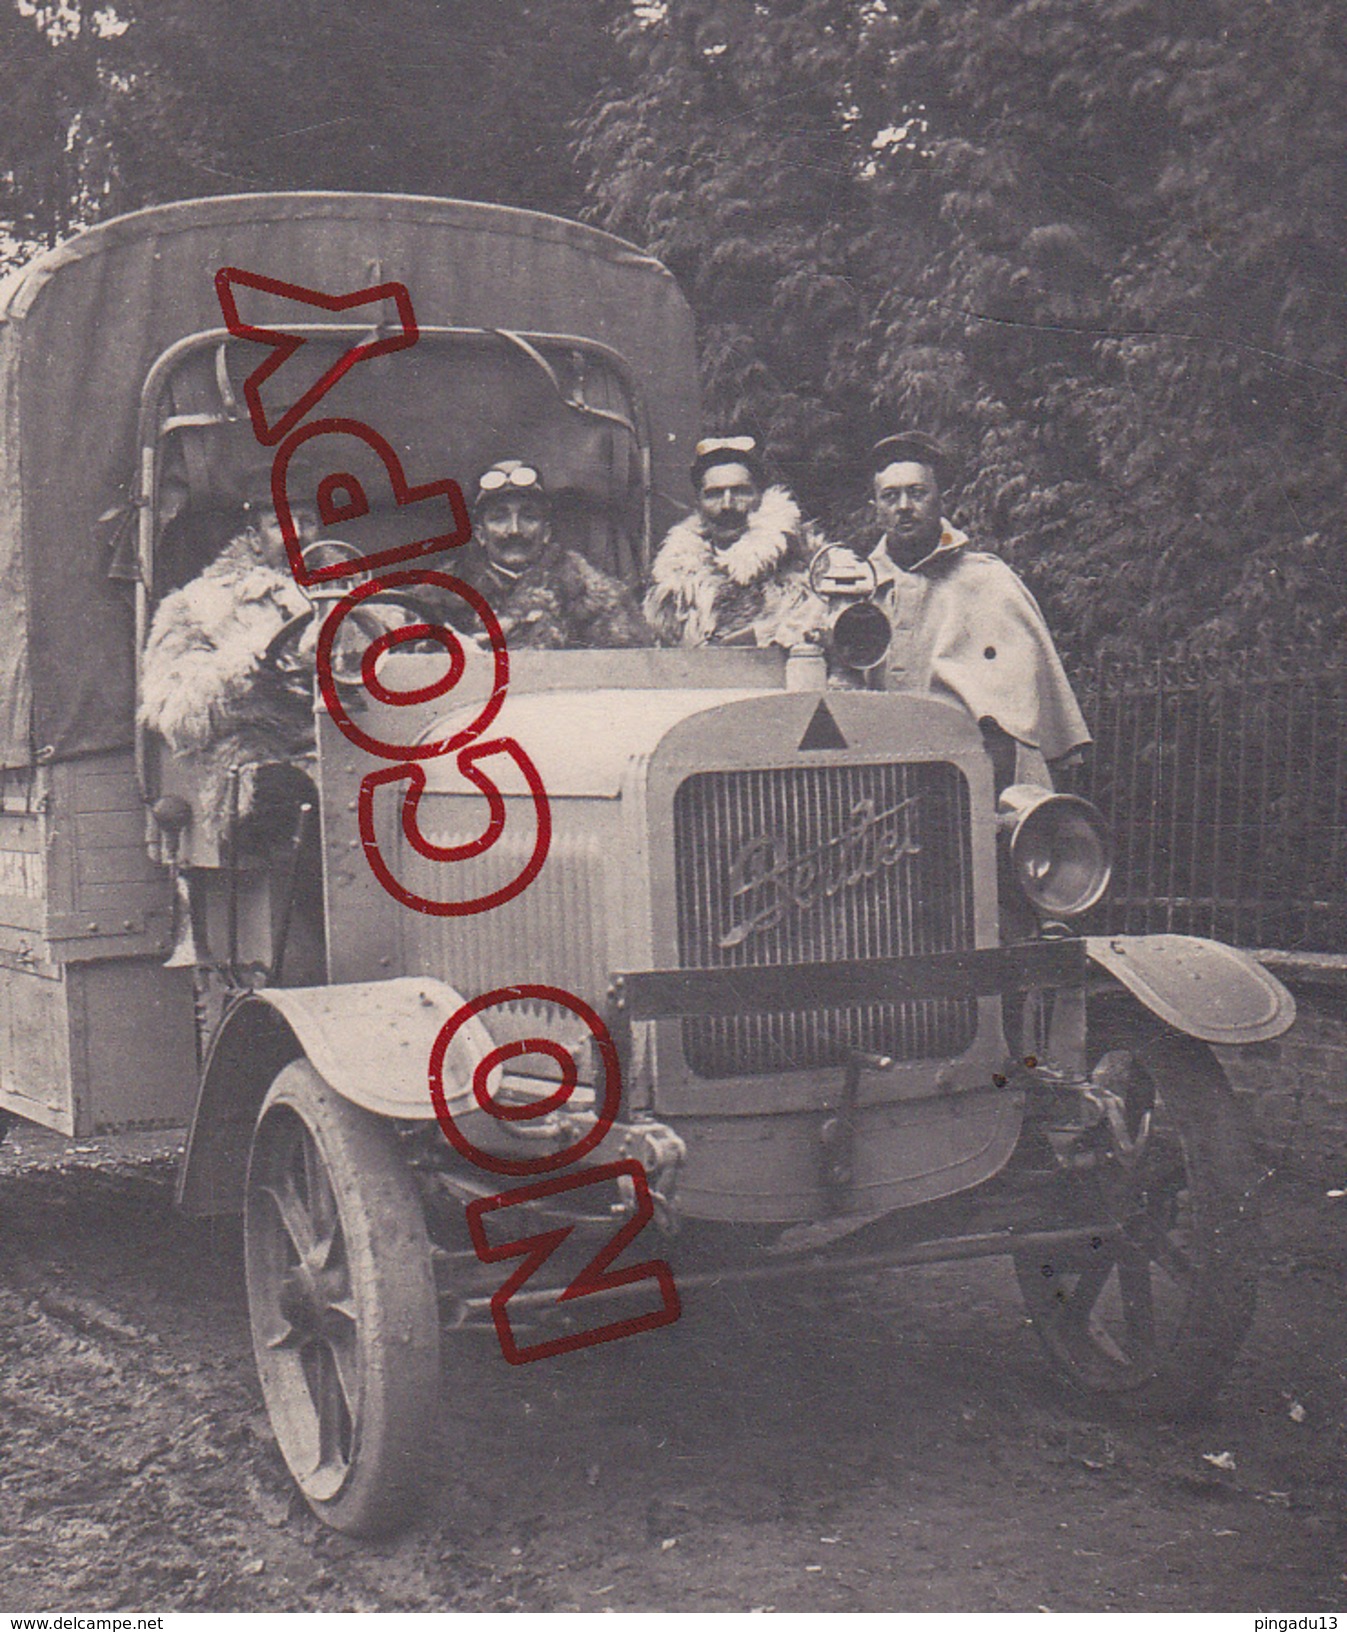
<box><xmin>694</xmin><ymin>435</ymin><xmax>758</xmax><ymax>460</ymax></box>
<box><xmin>478</xmin><ymin>464</ymin><xmax>542</xmax><ymax>494</ymax></box>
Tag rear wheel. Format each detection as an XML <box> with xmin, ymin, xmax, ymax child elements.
<box><xmin>244</xmin><ymin>1059</ymin><xmax>439</xmax><ymax>1535</ymax></box>
<box><xmin>1015</xmin><ymin>1035</ymin><xmax>1260</xmax><ymax>1415</ymax></box>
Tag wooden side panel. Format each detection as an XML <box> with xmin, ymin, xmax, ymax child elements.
<box><xmin>1</xmin><ymin>764</ymin><xmax>73</xmax><ymax>1130</ymax></box>
<box><xmin>66</xmin><ymin>959</ymin><xmax>197</xmax><ymax>1134</ymax></box>
<box><xmin>45</xmin><ymin>751</ymin><xmax>173</xmax><ymax>960</ymax></box>
<box><xmin>0</xmin><ymin>956</ymin><xmax>195</xmax><ymax>1135</ymax></box>
<box><xmin>0</xmin><ymin>808</ymin><xmax>46</xmax><ymax>936</ymax></box>
<box><xmin>0</xmin><ymin>959</ymin><xmax>75</xmax><ymax>1134</ymax></box>
<box><xmin>0</xmin><ymin>753</ymin><xmax>193</xmax><ymax>1135</ymax></box>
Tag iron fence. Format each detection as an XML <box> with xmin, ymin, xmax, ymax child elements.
<box><xmin>1059</xmin><ymin>655</ymin><xmax>1347</xmax><ymax>953</ymax></box>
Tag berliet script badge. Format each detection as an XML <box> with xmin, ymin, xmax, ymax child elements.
<box><xmin>719</xmin><ymin>795</ymin><xmax>922</xmax><ymax>949</ymax></box>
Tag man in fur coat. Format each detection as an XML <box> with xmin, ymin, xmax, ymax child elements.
<box><xmin>644</xmin><ymin>436</ymin><xmax>826</xmax><ymax>648</ymax></box>
<box><xmin>437</xmin><ymin>459</ymin><xmax>653</xmax><ymax>650</ymax></box>
<box><xmin>139</xmin><ymin>502</ymin><xmax>319</xmax><ymax>839</ymax></box>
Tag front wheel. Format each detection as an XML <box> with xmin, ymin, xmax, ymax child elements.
<box><xmin>244</xmin><ymin>1060</ymin><xmax>440</xmax><ymax>1535</ymax></box>
<box><xmin>1015</xmin><ymin>1035</ymin><xmax>1260</xmax><ymax>1415</ymax></box>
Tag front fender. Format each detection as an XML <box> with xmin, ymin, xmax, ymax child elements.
<box><xmin>176</xmin><ymin>976</ymin><xmax>493</xmax><ymax>1215</ymax></box>
<box><xmin>1085</xmin><ymin>934</ymin><xmax>1295</xmax><ymax>1045</ymax></box>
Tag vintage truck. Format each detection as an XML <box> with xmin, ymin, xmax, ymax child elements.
<box><xmin>0</xmin><ymin>192</ymin><xmax>1294</xmax><ymax>1536</ymax></box>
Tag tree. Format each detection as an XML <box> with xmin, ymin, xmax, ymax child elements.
<box><xmin>0</xmin><ymin>0</ymin><xmax>620</xmax><ymax>253</ymax></box>
<box><xmin>576</xmin><ymin>0</ymin><xmax>1347</xmax><ymax>663</ymax></box>
<box><xmin>0</xmin><ymin>2</ymin><xmax>104</xmax><ymax>251</ymax></box>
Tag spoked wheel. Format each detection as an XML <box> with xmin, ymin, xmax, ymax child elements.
<box><xmin>244</xmin><ymin>1060</ymin><xmax>439</xmax><ymax>1535</ymax></box>
<box><xmin>1015</xmin><ymin>1035</ymin><xmax>1260</xmax><ymax>1415</ymax></box>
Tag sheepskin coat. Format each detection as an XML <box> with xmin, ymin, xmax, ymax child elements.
<box><xmin>438</xmin><ymin>546</ymin><xmax>654</xmax><ymax>650</ymax></box>
<box><xmin>644</xmin><ymin>486</ymin><xmax>824</xmax><ymax>648</ymax></box>
<box><xmin>139</xmin><ymin>533</ymin><xmax>315</xmax><ymax>835</ymax></box>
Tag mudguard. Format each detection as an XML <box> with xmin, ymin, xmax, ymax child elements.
<box><xmin>177</xmin><ymin>976</ymin><xmax>494</xmax><ymax>1215</ymax></box>
<box><xmin>1084</xmin><ymin>934</ymin><xmax>1295</xmax><ymax>1045</ymax></box>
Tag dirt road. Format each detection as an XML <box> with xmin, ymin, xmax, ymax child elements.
<box><xmin>0</xmin><ymin>1129</ymin><xmax>1342</xmax><ymax>1612</ymax></box>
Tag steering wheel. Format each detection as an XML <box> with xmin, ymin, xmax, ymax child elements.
<box><xmin>262</xmin><ymin>593</ymin><xmax>451</xmax><ymax>676</ymax></box>
<box><xmin>261</xmin><ymin>607</ymin><xmax>316</xmax><ymax>677</ymax></box>
<box><xmin>257</xmin><ymin>537</ymin><xmax>362</xmax><ymax>677</ymax></box>
<box><xmin>260</xmin><ymin>538</ymin><xmax>462</xmax><ymax>685</ymax></box>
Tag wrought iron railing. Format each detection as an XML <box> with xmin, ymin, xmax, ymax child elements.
<box><xmin>1060</xmin><ymin>655</ymin><xmax>1347</xmax><ymax>953</ymax></box>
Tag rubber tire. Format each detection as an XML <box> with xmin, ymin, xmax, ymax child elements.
<box><xmin>1015</xmin><ymin>1033</ymin><xmax>1260</xmax><ymax>1416</ymax></box>
<box><xmin>244</xmin><ymin>1059</ymin><xmax>440</xmax><ymax>1536</ymax></box>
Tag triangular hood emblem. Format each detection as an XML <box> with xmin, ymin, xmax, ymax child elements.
<box><xmin>798</xmin><ymin>700</ymin><xmax>848</xmax><ymax>751</ymax></box>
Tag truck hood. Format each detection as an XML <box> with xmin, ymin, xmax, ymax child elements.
<box><xmin>417</xmin><ymin>688</ymin><xmax>768</xmax><ymax>797</ymax></box>
<box><xmin>414</xmin><ymin>685</ymin><xmax>985</xmax><ymax>799</ymax></box>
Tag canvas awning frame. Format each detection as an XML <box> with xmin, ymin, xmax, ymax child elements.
<box><xmin>0</xmin><ymin>191</ymin><xmax>701</xmax><ymax>772</ymax></box>
<box><xmin>133</xmin><ymin>322</ymin><xmax>656</xmax><ymax>803</ymax></box>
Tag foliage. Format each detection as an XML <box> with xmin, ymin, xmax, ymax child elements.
<box><xmin>0</xmin><ymin>0</ymin><xmax>619</xmax><ymax>250</ymax></box>
<box><xmin>3</xmin><ymin>0</ymin><xmax>1344</xmax><ymax>663</ymax></box>
<box><xmin>576</xmin><ymin>0</ymin><xmax>1347</xmax><ymax>663</ymax></box>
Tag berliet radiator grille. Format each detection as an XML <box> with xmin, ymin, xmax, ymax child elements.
<box><xmin>672</xmin><ymin>761</ymin><xmax>977</xmax><ymax>1076</ymax></box>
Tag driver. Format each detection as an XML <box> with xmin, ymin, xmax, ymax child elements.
<box><xmin>439</xmin><ymin>459</ymin><xmax>653</xmax><ymax>649</ymax></box>
<box><xmin>139</xmin><ymin>499</ymin><xmax>320</xmax><ymax>838</ymax></box>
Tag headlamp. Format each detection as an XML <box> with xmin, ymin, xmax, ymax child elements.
<box><xmin>806</xmin><ymin>547</ymin><xmax>890</xmax><ymax>671</ymax></box>
<box><xmin>998</xmin><ymin>784</ymin><xmax>1112</xmax><ymax>918</ymax></box>
<box><xmin>829</xmin><ymin>600</ymin><xmax>892</xmax><ymax>671</ymax></box>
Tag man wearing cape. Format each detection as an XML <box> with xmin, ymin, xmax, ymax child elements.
<box><xmin>854</xmin><ymin>432</ymin><xmax>1089</xmax><ymax>787</ymax></box>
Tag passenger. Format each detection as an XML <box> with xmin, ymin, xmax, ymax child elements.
<box><xmin>644</xmin><ymin>435</ymin><xmax>826</xmax><ymax>648</ymax></box>
<box><xmin>844</xmin><ymin>431</ymin><xmax>1089</xmax><ymax>784</ymax></box>
<box><xmin>139</xmin><ymin>500</ymin><xmax>319</xmax><ymax>838</ymax></box>
<box><xmin>446</xmin><ymin>459</ymin><xmax>653</xmax><ymax>649</ymax></box>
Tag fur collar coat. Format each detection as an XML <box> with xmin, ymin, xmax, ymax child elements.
<box><xmin>644</xmin><ymin>486</ymin><xmax>823</xmax><ymax>648</ymax></box>
<box><xmin>443</xmin><ymin>546</ymin><xmax>654</xmax><ymax>650</ymax></box>
<box><xmin>140</xmin><ymin>535</ymin><xmax>312</xmax><ymax>754</ymax></box>
<box><xmin>139</xmin><ymin>533</ymin><xmax>316</xmax><ymax>837</ymax></box>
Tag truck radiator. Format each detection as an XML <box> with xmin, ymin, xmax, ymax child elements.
<box><xmin>672</xmin><ymin>761</ymin><xmax>976</xmax><ymax>1075</ymax></box>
